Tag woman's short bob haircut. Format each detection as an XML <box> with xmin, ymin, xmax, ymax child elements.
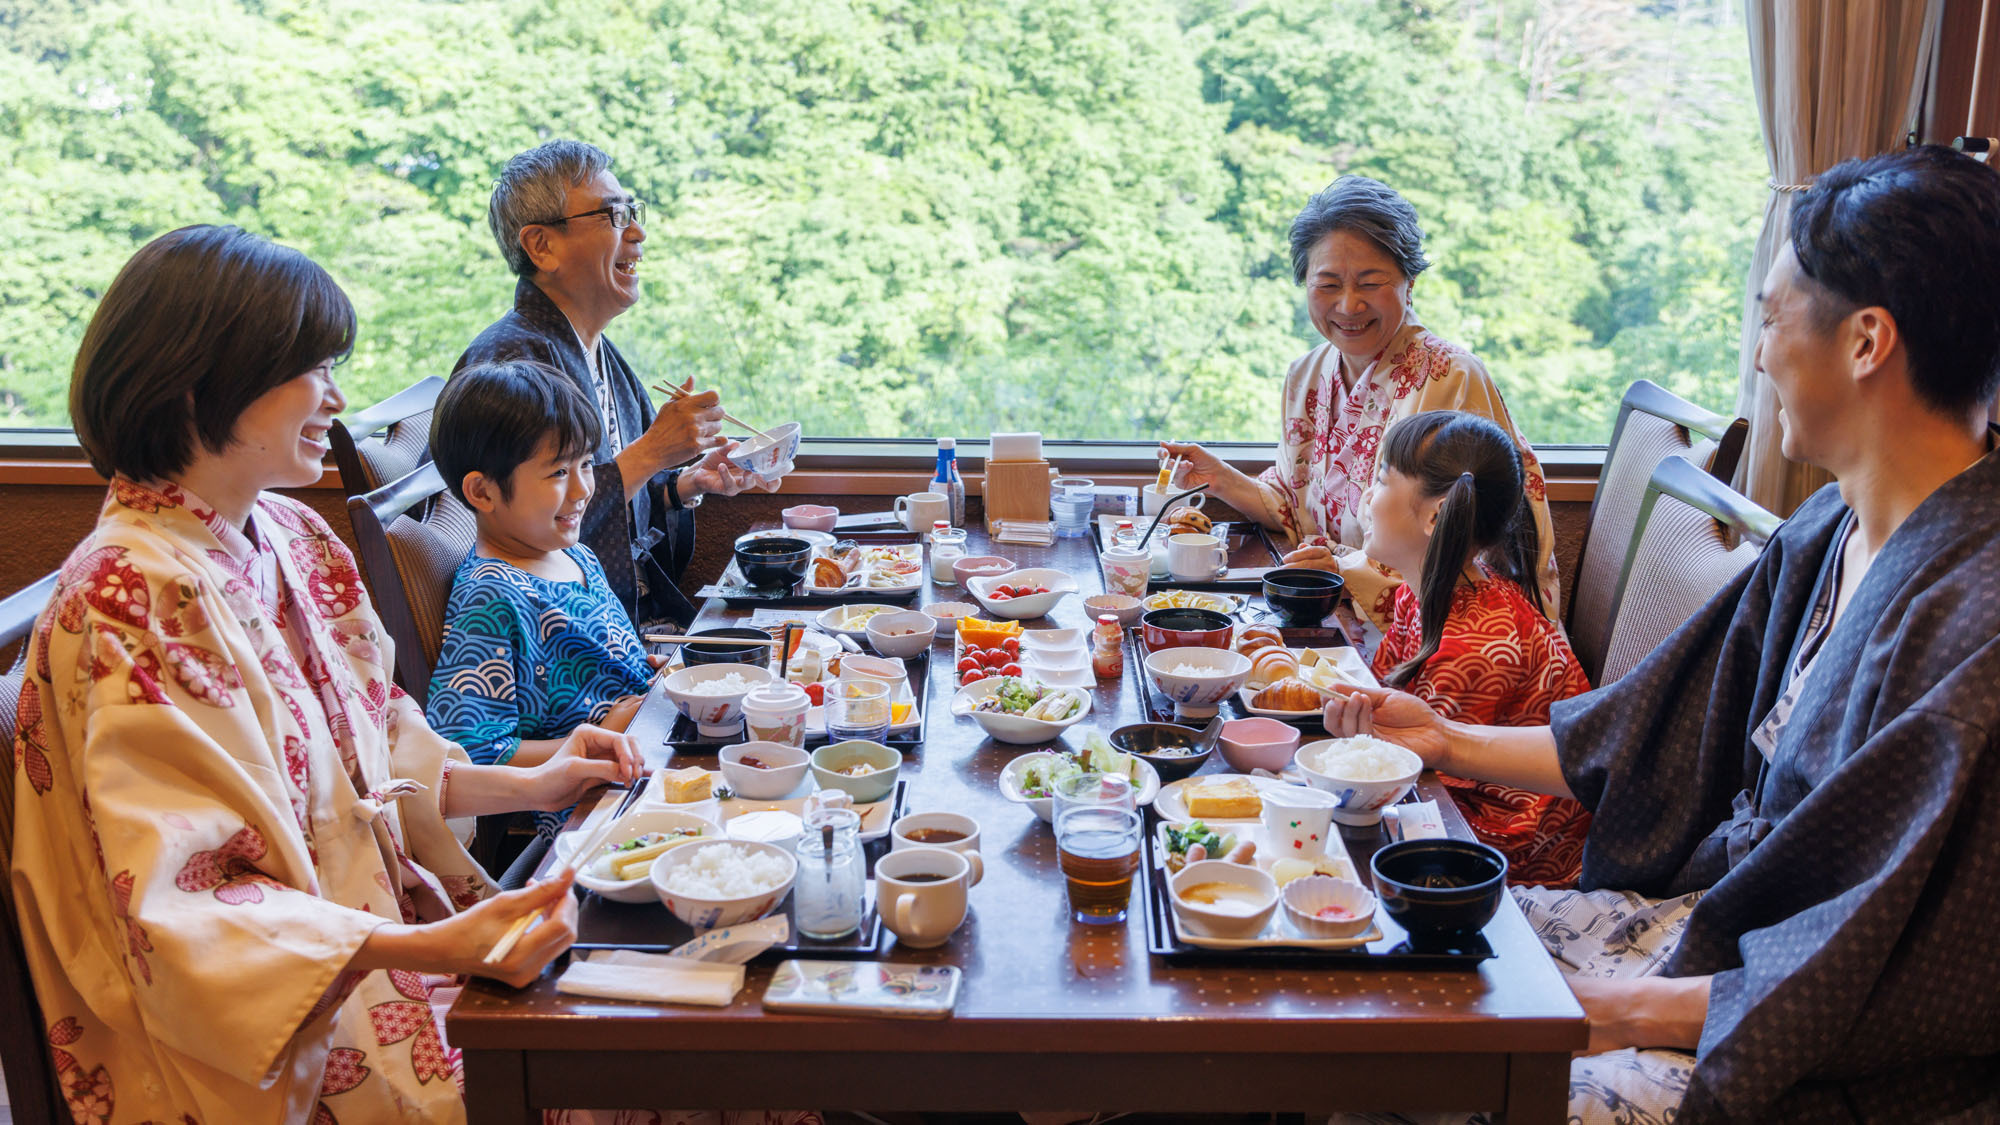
<box><xmin>430</xmin><ymin>360</ymin><xmax>603</xmax><ymax>506</ymax></box>
<box><xmin>1289</xmin><ymin>176</ymin><xmax>1430</xmax><ymax>286</ymax></box>
<box><xmin>71</xmin><ymin>225</ymin><xmax>356</xmax><ymax>483</ymax></box>
<box><xmin>1788</xmin><ymin>144</ymin><xmax>2000</xmax><ymax>415</ymax></box>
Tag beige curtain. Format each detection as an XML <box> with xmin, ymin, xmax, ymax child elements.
<box><xmin>1734</xmin><ymin>0</ymin><xmax>1944</xmax><ymax>515</ymax></box>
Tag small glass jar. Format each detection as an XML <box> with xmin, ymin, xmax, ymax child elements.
<box><xmin>929</xmin><ymin>523</ymin><xmax>968</xmax><ymax>584</ymax></box>
<box><xmin>740</xmin><ymin>682</ymin><xmax>810</xmax><ymax>748</ymax></box>
<box><xmin>794</xmin><ymin>807</ymin><xmax>866</xmax><ymax>940</ymax></box>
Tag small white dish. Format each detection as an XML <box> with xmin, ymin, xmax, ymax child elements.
<box><xmin>817</xmin><ymin>603</ymin><xmax>905</xmax><ymax>641</ymax></box>
<box><xmin>923</xmin><ymin>601</ymin><xmax>980</xmax><ymax>623</ymax></box>
<box><xmin>998</xmin><ymin>750</ymin><xmax>1161</xmax><ymax>823</ymax></box>
<box><xmin>717</xmin><ymin>742</ymin><xmax>811</xmax><ymax>800</ymax></box>
<box><xmin>568</xmin><ymin>809</ymin><xmax>720</xmax><ymax>904</ymax></box>
<box><xmin>810</xmin><ymin>740</ymin><xmax>901</xmax><ymax>803</ymax></box>
<box><xmin>965</xmin><ymin>568</ymin><xmax>1079</xmax><ymax>620</ymax></box>
<box><xmin>1153</xmin><ymin>773</ymin><xmax>1294</xmax><ymax>824</ymax></box>
<box><xmin>1169</xmin><ymin>860</ymin><xmax>1279</xmax><ymax>940</ymax></box>
<box><xmin>1019</xmin><ymin>663</ymin><xmax>1093</xmax><ymax>688</ymax></box>
<box><xmin>1282</xmin><ymin>875</ymin><xmax>1377</xmax><ymax>938</ymax></box>
<box><xmin>1021</xmin><ymin>627</ymin><xmax>1085</xmax><ymax>650</ymax></box>
<box><xmin>865</xmin><ymin>610</ymin><xmax>937</xmax><ymax>658</ymax></box>
<box><xmin>804</xmin><ymin>678</ymin><xmax>921</xmax><ymax>737</ymax></box>
<box><xmin>949</xmin><ymin>677</ymin><xmax>1093</xmax><ymax>744</ymax></box>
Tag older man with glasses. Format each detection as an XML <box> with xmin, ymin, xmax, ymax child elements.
<box><xmin>454</xmin><ymin>139</ymin><xmax>774</xmax><ymax>629</ymax></box>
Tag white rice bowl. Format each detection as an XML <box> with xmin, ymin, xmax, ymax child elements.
<box><xmin>648</xmin><ymin>838</ymin><xmax>799</xmax><ymax>929</ymax></box>
<box><xmin>1304</xmin><ymin>736</ymin><xmax>1422</xmax><ymax>782</ymax></box>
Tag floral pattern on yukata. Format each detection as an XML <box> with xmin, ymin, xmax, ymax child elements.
<box><xmin>1254</xmin><ymin>323</ymin><xmax>1559</xmax><ymax>629</ymax></box>
<box><xmin>12</xmin><ymin>479</ymin><xmax>491</xmax><ymax>1123</ymax></box>
<box><xmin>1371</xmin><ymin>577</ymin><xmax>1593</xmax><ymax>886</ymax></box>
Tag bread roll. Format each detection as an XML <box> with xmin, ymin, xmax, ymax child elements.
<box><xmin>1247</xmin><ymin>647</ymin><xmax>1300</xmax><ymax>687</ymax></box>
<box><xmin>1166</xmin><ymin>508</ymin><xmax>1212</xmax><ymax>536</ymax></box>
<box><xmin>1232</xmin><ymin>624</ymin><xmax>1284</xmax><ymax>655</ymax></box>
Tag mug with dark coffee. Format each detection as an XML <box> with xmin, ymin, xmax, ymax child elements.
<box><xmin>890</xmin><ymin>811</ymin><xmax>983</xmax><ymax>886</ymax></box>
<box><xmin>874</xmin><ymin>848</ymin><xmax>970</xmax><ymax>948</ymax></box>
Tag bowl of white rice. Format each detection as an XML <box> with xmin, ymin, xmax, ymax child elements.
<box><xmin>662</xmin><ymin>664</ymin><xmax>778</xmax><ymax>737</ymax></box>
<box><xmin>648</xmin><ymin>838</ymin><xmax>799</xmax><ymax>929</ymax></box>
<box><xmin>1141</xmin><ymin>648</ymin><xmax>1251</xmax><ymax>719</ymax></box>
<box><xmin>1294</xmin><ymin>736</ymin><xmax>1425</xmax><ymax>825</ymax></box>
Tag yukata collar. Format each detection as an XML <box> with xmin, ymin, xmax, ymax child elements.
<box><xmin>107</xmin><ymin>478</ymin><xmax>257</xmax><ymax>564</ymax></box>
<box><xmin>1335</xmin><ymin>312</ymin><xmax>1426</xmax><ymax>386</ymax></box>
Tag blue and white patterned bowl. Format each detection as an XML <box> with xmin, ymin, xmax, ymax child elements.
<box><xmin>1142</xmin><ymin>647</ymin><xmax>1250</xmax><ymax>719</ymax></box>
<box><xmin>648</xmin><ymin>838</ymin><xmax>798</xmax><ymax>930</ymax></box>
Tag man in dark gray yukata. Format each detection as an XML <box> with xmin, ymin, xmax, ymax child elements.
<box><xmin>456</xmin><ymin>140</ymin><xmax>777</xmax><ymax>629</ymax></box>
<box><xmin>1327</xmin><ymin>145</ymin><xmax>2000</xmax><ymax>1123</ymax></box>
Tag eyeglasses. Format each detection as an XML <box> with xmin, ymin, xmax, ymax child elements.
<box><xmin>536</xmin><ymin>199</ymin><xmax>646</xmax><ymax>230</ymax></box>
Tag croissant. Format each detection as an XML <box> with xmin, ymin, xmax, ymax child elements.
<box><xmin>1248</xmin><ymin>647</ymin><xmax>1300</xmax><ymax>687</ymax></box>
<box><xmin>1232</xmin><ymin>624</ymin><xmax>1284</xmax><ymax>655</ymax></box>
<box><xmin>1253</xmin><ymin>677</ymin><xmax>1323</xmax><ymax>712</ymax></box>
<box><xmin>810</xmin><ymin>557</ymin><xmax>847</xmax><ymax>587</ymax></box>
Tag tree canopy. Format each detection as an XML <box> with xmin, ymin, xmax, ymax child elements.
<box><xmin>1</xmin><ymin>0</ymin><xmax>1763</xmax><ymax>443</ymax></box>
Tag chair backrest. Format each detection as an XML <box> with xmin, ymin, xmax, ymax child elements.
<box><xmin>329</xmin><ymin>376</ymin><xmax>445</xmax><ymax>499</ymax></box>
<box><xmin>1597</xmin><ymin>455</ymin><xmax>1781</xmax><ymax>684</ymax></box>
<box><xmin>1568</xmin><ymin>380</ymin><xmax>1749</xmax><ymax>682</ymax></box>
<box><xmin>0</xmin><ymin>571</ymin><xmax>69</xmax><ymax>1124</ymax></box>
<box><xmin>346</xmin><ymin>462</ymin><xmax>475</xmax><ymax>706</ymax></box>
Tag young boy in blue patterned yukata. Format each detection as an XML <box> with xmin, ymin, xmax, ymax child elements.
<box><xmin>424</xmin><ymin>360</ymin><xmax>657</xmax><ymax>831</ymax></box>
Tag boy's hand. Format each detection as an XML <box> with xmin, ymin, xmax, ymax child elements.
<box><xmin>600</xmin><ymin>694</ymin><xmax>645</xmax><ymax>732</ymax></box>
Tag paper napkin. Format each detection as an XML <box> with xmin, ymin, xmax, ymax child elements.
<box><xmin>556</xmin><ymin>950</ymin><xmax>745</xmax><ymax>1006</ymax></box>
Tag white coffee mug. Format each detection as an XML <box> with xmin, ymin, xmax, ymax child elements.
<box><xmin>1260</xmin><ymin>785</ymin><xmax>1339</xmax><ymax>859</ymax></box>
<box><xmin>890</xmin><ymin>812</ymin><xmax>984</xmax><ymax>886</ymax></box>
<box><xmin>895</xmin><ymin>492</ymin><xmax>950</xmax><ymax>531</ymax></box>
<box><xmin>876</xmin><ymin>847</ymin><xmax>970</xmax><ymax>949</ymax></box>
<box><xmin>1167</xmin><ymin>532</ymin><xmax>1226</xmax><ymax>580</ymax></box>
<box><xmin>1141</xmin><ymin>483</ymin><xmax>1208</xmax><ymax>516</ymax></box>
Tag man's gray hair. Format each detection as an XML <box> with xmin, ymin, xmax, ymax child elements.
<box><xmin>488</xmin><ymin>140</ymin><xmax>612</xmax><ymax>277</ymax></box>
<box><xmin>1289</xmin><ymin>176</ymin><xmax>1429</xmax><ymax>285</ymax></box>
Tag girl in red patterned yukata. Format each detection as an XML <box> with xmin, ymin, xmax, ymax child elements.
<box><xmin>1354</xmin><ymin>410</ymin><xmax>1592</xmax><ymax>885</ymax></box>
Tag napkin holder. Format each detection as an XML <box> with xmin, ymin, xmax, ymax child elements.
<box><xmin>982</xmin><ymin>459</ymin><xmax>1053</xmax><ymax>533</ymax></box>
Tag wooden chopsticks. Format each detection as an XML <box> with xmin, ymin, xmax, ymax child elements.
<box><xmin>643</xmin><ymin>634</ymin><xmax>783</xmax><ymax>648</ymax></box>
<box><xmin>649</xmin><ymin>381</ymin><xmax>774</xmax><ymax>444</ymax></box>
<box><xmin>482</xmin><ymin>793</ymin><xmax>628</xmax><ymax>966</ymax></box>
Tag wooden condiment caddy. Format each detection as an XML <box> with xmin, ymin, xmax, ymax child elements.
<box><xmin>981</xmin><ymin>458</ymin><xmax>1053</xmax><ymax>533</ymax></box>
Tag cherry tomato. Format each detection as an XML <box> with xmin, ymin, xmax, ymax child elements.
<box><xmin>803</xmin><ymin>682</ymin><xmax>825</xmax><ymax>706</ymax></box>
<box><xmin>960</xmin><ymin>668</ymin><xmax>986</xmax><ymax>685</ymax></box>
<box><xmin>999</xmin><ymin>662</ymin><xmax>1023</xmax><ymax>678</ymax></box>
<box><xmin>956</xmin><ymin>656</ymin><xmax>979</xmax><ymax>674</ymax></box>
<box><xmin>981</xmin><ymin>649</ymin><xmax>1010</xmax><ymax>668</ymax></box>
<box><xmin>988</xmin><ymin>588</ymin><xmax>1012</xmax><ymax>601</ymax></box>
<box><xmin>1000</xmin><ymin>637</ymin><xmax>1020</xmax><ymax>656</ymax></box>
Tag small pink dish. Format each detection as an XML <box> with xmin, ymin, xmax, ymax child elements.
<box><xmin>781</xmin><ymin>504</ymin><xmax>839</xmax><ymax>532</ymax></box>
<box><xmin>1218</xmin><ymin>716</ymin><xmax>1302</xmax><ymax>773</ymax></box>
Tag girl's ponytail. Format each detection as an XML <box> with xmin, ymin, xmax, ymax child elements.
<box><xmin>1386</xmin><ymin>471</ymin><xmax>1480</xmax><ymax>688</ymax></box>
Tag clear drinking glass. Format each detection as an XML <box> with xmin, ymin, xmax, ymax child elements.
<box><xmin>825</xmin><ymin>679</ymin><xmax>892</xmax><ymax>743</ymax></box>
<box><xmin>1056</xmin><ymin>805</ymin><xmax>1142</xmax><ymax>925</ymax></box>
<box><xmin>1051</xmin><ymin>476</ymin><xmax>1096</xmax><ymax>539</ymax></box>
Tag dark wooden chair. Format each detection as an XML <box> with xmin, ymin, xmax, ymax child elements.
<box><xmin>329</xmin><ymin>375</ymin><xmax>445</xmax><ymax>499</ymax></box>
<box><xmin>0</xmin><ymin>571</ymin><xmax>69</xmax><ymax>1123</ymax></box>
<box><xmin>1568</xmin><ymin>380</ymin><xmax>1749</xmax><ymax>683</ymax></box>
<box><xmin>347</xmin><ymin>465</ymin><xmax>536</xmax><ymax>874</ymax></box>
<box><xmin>1597</xmin><ymin>454</ymin><xmax>1781</xmax><ymax>684</ymax></box>
<box><xmin>345</xmin><ymin>462</ymin><xmax>472</xmax><ymax>707</ymax></box>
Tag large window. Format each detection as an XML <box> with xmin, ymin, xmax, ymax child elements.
<box><xmin>3</xmin><ymin>0</ymin><xmax>1760</xmax><ymax>446</ymax></box>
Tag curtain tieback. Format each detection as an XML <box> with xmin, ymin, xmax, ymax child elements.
<box><xmin>1768</xmin><ymin>178</ymin><xmax>1813</xmax><ymax>193</ymax></box>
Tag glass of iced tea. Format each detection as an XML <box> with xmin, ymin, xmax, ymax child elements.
<box><xmin>1055</xmin><ymin>774</ymin><xmax>1142</xmax><ymax>925</ymax></box>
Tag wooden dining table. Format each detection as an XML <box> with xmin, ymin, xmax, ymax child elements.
<box><xmin>448</xmin><ymin>525</ymin><xmax>1587</xmax><ymax>1123</ymax></box>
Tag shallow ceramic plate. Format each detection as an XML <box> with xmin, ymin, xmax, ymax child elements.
<box><xmin>637</xmin><ymin>768</ymin><xmax>897</xmax><ymax>841</ymax></box>
<box><xmin>998</xmin><ymin>750</ymin><xmax>1162</xmax><ymax>822</ymax></box>
<box><xmin>1153</xmin><ymin>773</ymin><xmax>1299</xmax><ymax>825</ymax></box>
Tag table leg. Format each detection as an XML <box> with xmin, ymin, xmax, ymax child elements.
<box><xmin>1499</xmin><ymin>1052</ymin><xmax>1569</xmax><ymax>1125</ymax></box>
<box><xmin>462</xmin><ymin>1047</ymin><xmax>534</xmax><ymax>1125</ymax></box>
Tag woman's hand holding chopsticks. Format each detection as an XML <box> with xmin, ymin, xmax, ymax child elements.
<box><xmin>345</xmin><ymin>872</ymin><xmax>580</xmax><ymax>989</ymax></box>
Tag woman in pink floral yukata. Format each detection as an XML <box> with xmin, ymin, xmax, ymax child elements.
<box><xmin>8</xmin><ymin>224</ymin><xmax>660</xmax><ymax>1124</ymax></box>
<box><xmin>1163</xmin><ymin>177</ymin><xmax>1559</xmax><ymax>632</ymax></box>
